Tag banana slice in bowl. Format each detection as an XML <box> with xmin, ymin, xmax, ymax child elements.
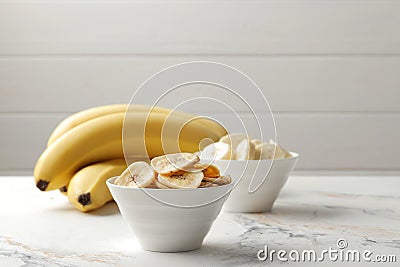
<box><xmin>198</xmin><ymin>133</ymin><xmax>299</xmax><ymax>212</ymax></box>
<box><xmin>115</xmin><ymin>161</ymin><xmax>155</xmax><ymax>188</ymax></box>
<box><xmin>219</xmin><ymin>133</ymin><xmax>247</xmax><ymax>150</ymax></box>
<box><xmin>151</xmin><ymin>153</ymin><xmax>200</xmax><ymax>174</ymax></box>
<box><xmin>157</xmin><ymin>172</ymin><xmax>204</xmax><ymax>189</ymax></box>
<box><xmin>235</xmin><ymin>139</ymin><xmax>256</xmax><ymax>160</ymax></box>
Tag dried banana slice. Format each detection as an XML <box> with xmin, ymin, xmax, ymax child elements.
<box><xmin>189</xmin><ymin>163</ymin><xmax>220</xmax><ymax>178</ymax></box>
<box><xmin>211</xmin><ymin>175</ymin><xmax>232</xmax><ymax>186</ymax></box>
<box><xmin>125</xmin><ymin>181</ymin><xmax>139</xmax><ymax>188</ymax></box>
<box><xmin>197</xmin><ymin>143</ymin><xmax>216</xmax><ymax>160</ymax></box>
<box><xmin>252</xmin><ymin>139</ymin><xmax>262</xmax><ymax>159</ymax></box>
<box><xmin>199</xmin><ymin>142</ymin><xmax>233</xmax><ymax>160</ymax></box>
<box><xmin>199</xmin><ymin>181</ymin><xmax>218</xmax><ymax>188</ymax></box>
<box><xmin>214</xmin><ymin>142</ymin><xmax>233</xmax><ymax>160</ymax></box>
<box><xmin>203</xmin><ymin>164</ymin><xmax>220</xmax><ymax>178</ymax></box>
<box><xmin>254</xmin><ymin>148</ymin><xmax>261</xmax><ymax>160</ymax></box>
<box><xmin>256</xmin><ymin>141</ymin><xmax>287</xmax><ymax>160</ymax></box>
<box><xmin>146</xmin><ymin>181</ymin><xmax>158</xmax><ymax>189</ymax></box>
<box><xmin>151</xmin><ymin>153</ymin><xmax>199</xmax><ymax>174</ymax></box>
<box><xmin>235</xmin><ymin>139</ymin><xmax>256</xmax><ymax>160</ymax></box>
<box><xmin>115</xmin><ymin>161</ymin><xmax>155</xmax><ymax>188</ymax></box>
<box><xmin>155</xmin><ymin>179</ymin><xmax>171</xmax><ymax>189</ymax></box>
<box><xmin>157</xmin><ymin>172</ymin><xmax>204</xmax><ymax>189</ymax></box>
<box><xmin>202</xmin><ymin>177</ymin><xmax>218</xmax><ymax>182</ymax></box>
<box><xmin>172</xmin><ymin>163</ymin><xmax>206</xmax><ymax>174</ymax></box>
<box><xmin>255</xmin><ymin>143</ymin><xmax>276</xmax><ymax>159</ymax></box>
<box><xmin>251</xmin><ymin>139</ymin><xmax>263</xmax><ymax>147</ymax></box>
<box><xmin>268</xmin><ymin>139</ymin><xmax>292</xmax><ymax>159</ymax></box>
<box><xmin>198</xmin><ymin>143</ymin><xmax>216</xmax><ymax>160</ymax></box>
<box><xmin>219</xmin><ymin>133</ymin><xmax>247</xmax><ymax>149</ymax></box>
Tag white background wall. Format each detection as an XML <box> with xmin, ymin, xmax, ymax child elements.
<box><xmin>1</xmin><ymin>0</ymin><xmax>400</xmax><ymax>174</ymax></box>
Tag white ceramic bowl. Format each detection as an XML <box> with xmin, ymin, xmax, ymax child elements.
<box><xmin>107</xmin><ymin>177</ymin><xmax>233</xmax><ymax>252</ymax></box>
<box><xmin>213</xmin><ymin>152</ymin><xmax>299</xmax><ymax>213</ymax></box>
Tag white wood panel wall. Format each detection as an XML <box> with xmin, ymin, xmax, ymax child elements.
<box><xmin>1</xmin><ymin>1</ymin><xmax>400</xmax><ymax>174</ymax></box>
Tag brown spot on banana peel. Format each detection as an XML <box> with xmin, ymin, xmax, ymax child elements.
<box><xmin>78</xmin><ymin>193</ymin><xmax>92</xmax><ymax>206</ymax></box>
<box><xmin>36</xmin><ymin>180</ymin><xmax>49</xmax><ymax>191</ymax></box>
<box><xmin>59</xmin><ymin>186</ymin><xmax>68</xmax><ymax>193</ymax></box>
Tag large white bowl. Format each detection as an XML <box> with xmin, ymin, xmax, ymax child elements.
<box><xmin>107</xmin><ymin>177</ymin><xmax>233</xmax><ymax>252</ymax></box>
<box><xmin>213</xmin><ymin>152</ymin><xmax>299</xmax><ymax>213</ymax></box>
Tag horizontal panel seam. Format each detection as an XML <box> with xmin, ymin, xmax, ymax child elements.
<box><xmin>1</xmin><ymin>111</ymin><xmax>400</xmax><ymax>116</ymax></box>
<box><xmin>1</xmin><ymin>169</ymin><xmax>400</xmax><ymax>173</ymax></box>
<box><xmin>2</xmin><ymin>54</ymin><xmax>400</xmax><ymax>59</ymax></box>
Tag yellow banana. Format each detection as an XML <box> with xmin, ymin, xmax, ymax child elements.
<box><xmin>35</xmin><ymin>111</ymin><xmax>227</xmax><ymax>191</ymax></box>
<box><xmin>67</xmin><ymin>159</ymin><xmax>127</xmax><ymax>212</ymax></box>
<box><xmin>47</xmin><ymin>104</ymin><xmax>226</xmax><ymax>146</ymax></box>
<box><xmin>47</xmin><ymin>104</ymin><xmax>126</xmax><ymax>146</ymax></box>
<box><xmin>35</xmin><ymin>113</ymin><xmax>123</xmax><ymax>191</ymax></box>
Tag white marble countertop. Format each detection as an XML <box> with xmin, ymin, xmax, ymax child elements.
<box><xmin>0</xmin><ymin>176</ymin><xmax>399</xmax><ymax>266</ymax></box>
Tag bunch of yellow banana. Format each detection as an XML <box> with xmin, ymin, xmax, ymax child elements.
<box><xmin>34</xmin><ymin>104</ymin><xmax>227</xmax><ymax>212</ymax></box>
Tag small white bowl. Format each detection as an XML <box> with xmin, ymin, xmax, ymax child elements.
<box><xmin>107</xmin><ymin>177</ymin><xmax>233</xmax><ymax>252</ymax></box>
<box><xmin>213</xmin><ymin>152</ymin><xmax>299</xmax><ymax>213</ymax></box>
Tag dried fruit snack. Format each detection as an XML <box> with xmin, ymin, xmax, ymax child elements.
<box><xmin>199</xmin><ymin>133</ymin><xmax>292</xmax><ymax>160</ymax></box>
<box><xmin>115</xmin><ymin>153</ymin><xmax>231</xmax><ymax>189</ymax></box>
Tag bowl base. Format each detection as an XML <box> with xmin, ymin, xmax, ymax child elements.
<box><xmin>139</xmin><ymin>242</ymin><xmax>203</xmax><ymax>253</ymax></box>
<box><xmin>140</xmin><ymin>246</ymin><xmax>202</xmax><ymax>253</ymax></box>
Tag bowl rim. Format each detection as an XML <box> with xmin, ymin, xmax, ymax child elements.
<box><xmin>106</xmin><ymin>176</ymin><xmax>234</xmax><ymax>191</ymax></box>
<box><xmin>207</xmin><ymin>151</ymin><xmax>300</xmax><ymax>162</ymax></box>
